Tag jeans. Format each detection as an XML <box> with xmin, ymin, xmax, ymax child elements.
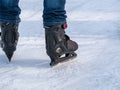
<box><xmin>0</xmin><ymin>0</ymin><xmax>67</xmax><ymax>26</ymax></box>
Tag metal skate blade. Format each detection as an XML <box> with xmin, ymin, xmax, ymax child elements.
<box><xmin>5</xmin><ymin>51</ymin><xmax>13</xmax><ymax>62</ymax></box>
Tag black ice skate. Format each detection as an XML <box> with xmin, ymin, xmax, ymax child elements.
<box><xmin>0</xmin><ymin>23</ymin><xmax>19</xmax><ymax>61</ymax></box>
<box><xmin>45</xmin><ymin>24</ymin><xmax>78</xmax><ymax>66</ymax></box>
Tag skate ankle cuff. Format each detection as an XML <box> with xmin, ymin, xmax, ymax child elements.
<box><xmin>44</xmin><ymin>23</ymin><xmax>67</xmax><ymax>29</ymax></box>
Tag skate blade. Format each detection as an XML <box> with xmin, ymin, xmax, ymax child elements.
<box><xmin>50</xmin><ymin>53</ymin><xmax>77</xmax><ymax>67</ymax></box>
<box><xmin>5</xmin><ymin>51</ymin><xmax>14</xmax><ymax>62</ymax></box>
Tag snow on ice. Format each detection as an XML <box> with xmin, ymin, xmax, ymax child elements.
<box><xmin>0</xmin><ymin>0</ymin><xmax>120</xmax><ymax>90</ymax></box>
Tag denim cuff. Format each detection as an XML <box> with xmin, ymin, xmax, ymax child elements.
<box><xmin>43</xmin><ymin>21</ymin><xmax>66</xmax><ymax>27</ymax></box>
<box><xmin>0</xmin><ymin>19</ymin><xmax>21</xmax><ymax>24</ymax></box>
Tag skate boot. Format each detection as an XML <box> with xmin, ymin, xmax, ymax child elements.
<box><xmin>0</xmin><ymin>22</ymin><xmax>19</xmax><ymax>61</ymax></box>
<box><xmin>45</xmin><ymin>23</ymin><xmax>78</xmax><ymax>66</ymax></box>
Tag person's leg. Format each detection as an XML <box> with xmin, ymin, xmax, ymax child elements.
<box><xmin>43</xmin><ymin>0</ymin><xmax>78</xmax><ymax>66</ymax></box>
<box><xmin>0</xmin><ymin>0</ymin><xmax>21</xmax><ymax>23</ymax></box>
<box><xmin>43</xmin><ymin>0</ymin><xmax>67</xmax><ymax>26</ymax></box>
<box><xmin>0</xmin><ymin>0</ymin><xmax>20</xmax><ymax>61</ymax></box>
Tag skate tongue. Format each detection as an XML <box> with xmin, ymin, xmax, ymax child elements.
<box><xmin>5</xmin><ymin>51</ymin><xmax>13</xmax><ymax>62</ymax></box>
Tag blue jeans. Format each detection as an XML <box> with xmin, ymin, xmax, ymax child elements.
<box><xmin>0</xmin><ymin>0</ymin><xmax>67</xmax><ymax>26</ymax></box>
